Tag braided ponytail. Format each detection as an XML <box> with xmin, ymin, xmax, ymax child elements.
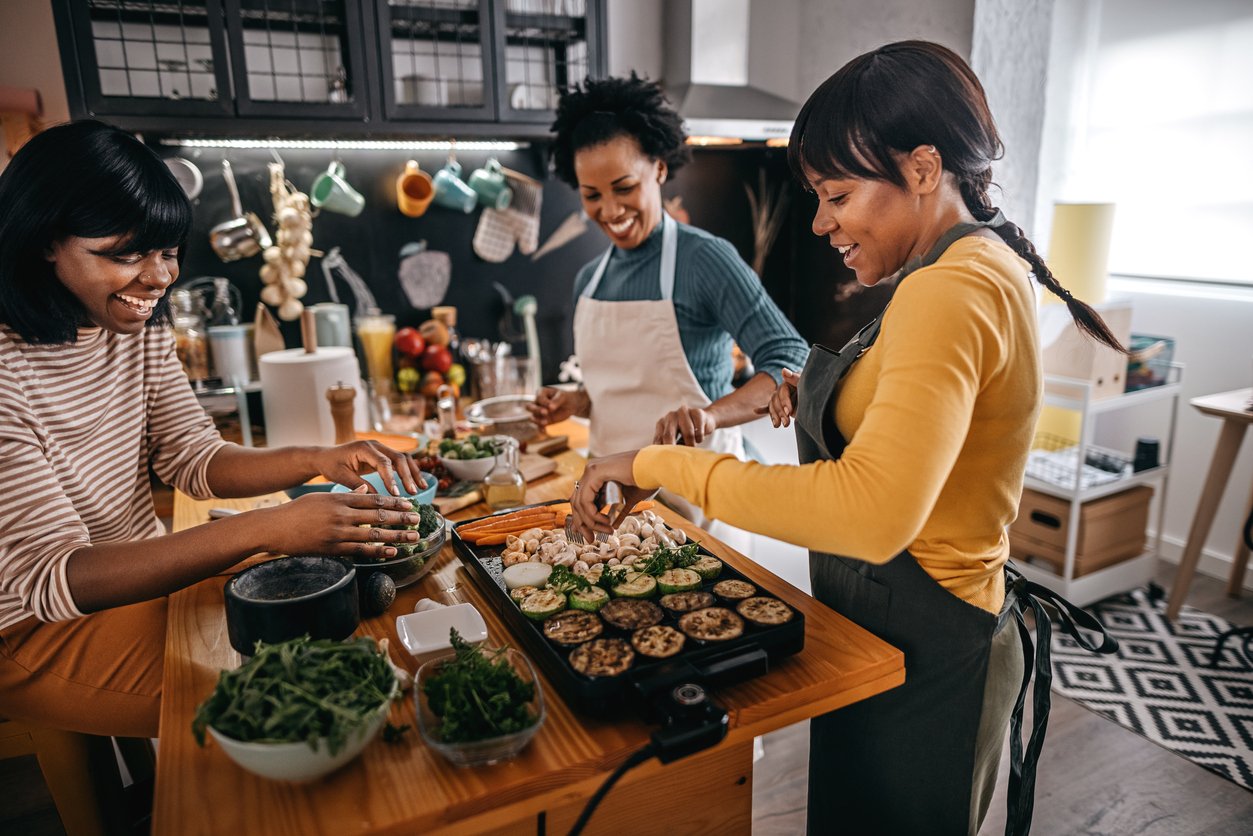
<box><xmin>961</xmin><ymin>171</ymin><xmax>1125</xmax><ymax>353</ymax></box>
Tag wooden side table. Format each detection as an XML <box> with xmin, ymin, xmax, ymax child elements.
<box><xmin>1166</xmin><ymin>387</ymin><xmax>1253</xmax><ymax>619</ymax></box>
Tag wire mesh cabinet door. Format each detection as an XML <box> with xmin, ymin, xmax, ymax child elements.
<box><xmin>55</xmin><ymin>0</ymin><xmax>235</xmax><ymax>118</ymax></box>
<box><xmin>376</xmin><ymin>0</ymin><xmax>499</xmax><ymax>122</ymax></box>
<box><xmin>223</xmin><ymin>0</ymin><xmax>372</xmax><ymax>119</ymax></box>
<box><xmin>490</xmin><ymin>0</ymin><xmax>606</xmax><ymax>124</ymax></box>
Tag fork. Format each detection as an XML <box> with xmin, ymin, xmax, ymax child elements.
<box><xmin>565</xmin><ymin>480</ymin><xmax>624</xmax><ymax>544</ymax></box>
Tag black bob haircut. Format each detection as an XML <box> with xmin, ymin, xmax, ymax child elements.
<box><xmin>549</xmin><ymin>72</ymin><xmax>691</xmax><ymax>188</ymax></box>
<box><xmin>0</xmin><ymin>120</ymin><xmax>192</xmax><ymax>344</ymax></box>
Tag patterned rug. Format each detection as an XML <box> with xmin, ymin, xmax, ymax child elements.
<box><xmin>1050</xmin><ymin>587</ymin><xmax>1253</xmax><ymax>791</ymax></box>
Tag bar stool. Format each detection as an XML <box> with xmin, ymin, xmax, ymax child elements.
<box><xmin>0</xmin><ymin>716</ymin><xmax>107</xmax><ymax>835</ymax></box>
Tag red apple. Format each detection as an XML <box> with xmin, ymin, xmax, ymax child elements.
<box><xmin>394</xmin><ymin>326</ymin><xmax>426</xmax><ymax>358</ymax></box>
<box><xmin>422</xmin><ymin>343</ymin><xmax>453</xmax><ymax>374</ymax></box>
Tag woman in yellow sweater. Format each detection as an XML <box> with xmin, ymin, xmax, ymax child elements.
<box><xmin>571</xmin><ymin>42</ymin><xmax>1119</xmax><ymax>834</ymax></box>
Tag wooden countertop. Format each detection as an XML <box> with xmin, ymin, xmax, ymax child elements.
<box><xmin>153</xmin><ymin>447</ymin><xmax>903</xmax><ymax>836</ymax></box>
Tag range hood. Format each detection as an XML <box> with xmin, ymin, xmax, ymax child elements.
<box><xmin>663</xmin><ymin>0</ymin><xmax>799</xmax><ymax>144</ymax></box>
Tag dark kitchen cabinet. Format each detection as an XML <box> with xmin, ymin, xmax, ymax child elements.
<box><xmin>52</xmin><ymin>0</ymin><xmax>606</xmax><ymax>136</ymax></box>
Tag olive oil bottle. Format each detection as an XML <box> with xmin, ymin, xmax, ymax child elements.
<box><xmin>483</xmin><ymin>437</ymin><xmax>526</xmax><ymax>510</ymax></box>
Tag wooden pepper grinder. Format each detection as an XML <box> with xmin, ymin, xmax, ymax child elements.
<box><xmin>326</xmin><ymin>382</ymin><xmax>357</xmax><ymax>444</ymax></box>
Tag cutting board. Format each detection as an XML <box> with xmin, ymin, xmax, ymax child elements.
<box><xmin>432</xmin><ymin>452</ymin><xmax>557</xmax><ymax>515</ymax></box>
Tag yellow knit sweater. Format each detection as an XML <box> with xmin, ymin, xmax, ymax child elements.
<box><xmin>633</xmin><ymin>237</ymin><xmax>1041</xmax><ymax>613</ymax></box>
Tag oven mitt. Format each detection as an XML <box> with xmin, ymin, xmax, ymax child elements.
<box><xmin>397</xmin><ymin>242</ymin><xmax>451</xmax><ymax>308</ymax></box>
<box><xmin>473</xmin><ymin>169</ymin><xmax>544</xmax><ymax>262</ymax></box>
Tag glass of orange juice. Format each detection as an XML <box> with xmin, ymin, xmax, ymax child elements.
<box><xmin>354</xmin><ymin>312</ymin><xmax>396</xmax><ymax>386</ymax></box>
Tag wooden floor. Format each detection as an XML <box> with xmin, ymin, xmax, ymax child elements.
<box><xmin>5</xmin><ymin>566</ymin><xmax>1250</xmax><ymax>836</ymax></box>
<box><xmin>751</xmin><ymin>566</ymin><xmax>1253</xmax><ymax>835</ymax></box>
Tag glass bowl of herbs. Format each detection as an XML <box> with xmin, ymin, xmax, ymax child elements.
<box><xmin>192</xmin><ymin>636</ymin><xmax>399</xmax><ymax>782</ymax></box>
<box><xmin>416</xmin><ymin>630</ymin><xmax>544</xmax><ymax>767</ymax></box>
<box><xmin>353</xmin><ymin>502</ymin><xmax>447</xmax><ymax>590</ymax></box>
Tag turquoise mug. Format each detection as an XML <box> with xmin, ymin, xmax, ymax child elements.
<box><xmin>310</xmin><ymin>161</ymin><xmax>365</xmax><ymax>217</ymax></box>
<box><xmin>432</xmin><ymin>161</ymin><xmax>478</xmax><ymax>214</ymax></box>
<box><xmin>468</xmin><ymin>158</ymin><xmax>513</xmax><ymax>211</ymax></box>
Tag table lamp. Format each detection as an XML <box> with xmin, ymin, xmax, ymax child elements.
<box><xmin>1045</xmin><ymin>202</ymin><xmax>1116</xmax><ymax>305</ymax></box>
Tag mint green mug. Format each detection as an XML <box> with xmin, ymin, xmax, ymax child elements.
<box><xmin>468</xmin><ymin>158</ymin><xmax>513</xmax><ymax>211</ymax></box>
<box><xmin>432</xmin><ymin>160</ymin><xmax>478</xmax><ymax>214</ymax></box>
<box><xmin>310</xmin><ymin>161</ymin><xmax>365</xmax><ymax>217</ymax></box>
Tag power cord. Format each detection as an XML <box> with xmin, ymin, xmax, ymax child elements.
<box><xmin>565</xmin><ymin>743</ymin><xmax>659</xmax><ymax>836</ymax></box>
<box><xmin>1207</xmin><ymin>502</ymin><xmax>1253</xmax><ymax>666</ymax></box>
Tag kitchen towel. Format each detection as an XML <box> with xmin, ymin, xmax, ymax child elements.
<box><xmin>398</xmin><ymin>243</ymin><xmax>451</xmax><ymax>308</ymax></box>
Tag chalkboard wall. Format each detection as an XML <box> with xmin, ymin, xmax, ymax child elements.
<box><xmin>161</xmin><ymin>142</ymin><xmax>872</xmax><ymax>388</ymax></box>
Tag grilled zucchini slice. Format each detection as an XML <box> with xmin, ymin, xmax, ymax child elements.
<box><xmin>690</xmin><ymin>556</ymin><xmax>724</xmax><ymax>580</ymax></box>
<box><xmin>612</xmin><ymin>571</ymin><xmax>657</xmax><ymax>599</ymax></box>
<box><xmin>520</xmin><ymin>588</ymin><xmax>567</xmax><ymax>621</ymax></box>
<box><xmin>656</xmin><ymin>568</ymin><xmax>702</xmax><ymax>594</ymax></box>
<box><xmin>568</xmin><ymin>586</ymin><xmax>610</xmax><ymax>612</ymax></box>
<box><xmin>509</xmin><ymin>585</ymin><xmax>539</xmax><ymax>605</ymax></box>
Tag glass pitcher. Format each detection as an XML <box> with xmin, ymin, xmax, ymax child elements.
<box><xmin>482</xmin><ymin>437</ymin><xmax>526</xmax><ymax>511</ymax></box>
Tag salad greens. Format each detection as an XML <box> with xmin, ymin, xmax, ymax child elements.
<box><xmin>439</xmin><ymin>435</ymin><xmax>501</xmax><ymax>460</ymax></box>
<box><xmin>422</xmin><ymin>630</ymin><xmax>537</xmax><ymax>743</ymax></box>
<box><xmin>192</xmin><ymin>636</ymin><xmax>397</xmax><ymax>755</ymax></box>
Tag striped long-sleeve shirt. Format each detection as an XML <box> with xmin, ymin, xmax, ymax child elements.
<box><xmin>0</xmin><ymin>323</ymin><xmax>226</xmax><ymax>629</ymax></box>
<box><xmin>573</xmin><ymin>219</ymin><xmax>809</xmax><ymax>402</ymax></box>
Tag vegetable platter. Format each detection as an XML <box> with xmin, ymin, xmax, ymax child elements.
<box><xmin>452</xmin><ymin>500</ymin><xmax>804</xmax><ymax>715</ymax></box>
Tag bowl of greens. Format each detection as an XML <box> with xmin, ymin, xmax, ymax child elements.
<box><xmin>352</xmin><ymin>502</ymin><xmax>447</xmax><ymax>591</ymax></box>
<box><xmin>437</xmin><ymin>435</ymin><xmax>505</xmax><ymax>483</ymax></box>
<box><xmin>415</xmin><ymin>630</ymin><xmax>544</xmax><ymax>767</ymax></box>
<box><xmin>193</xmin><ymin>636</ymin><xmax>399</xmax><ymax>782</ymax></box>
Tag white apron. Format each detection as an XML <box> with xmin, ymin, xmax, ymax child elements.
<box><xmin>573</xmin><ymin>214</ymin><xmax>749</xmax><ymax>548</ymax></box>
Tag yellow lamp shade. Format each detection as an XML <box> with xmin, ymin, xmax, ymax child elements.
<box><xmin>1046</xmin><ymin>202</ymin><xmax>1115</xmax><ymax>305</ymax></box>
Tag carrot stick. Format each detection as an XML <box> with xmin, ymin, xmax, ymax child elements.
<box><xmin>462</xmin><ymin>511</ymin><xmax>556</xmax><ymax>533</ymax></box>
<box><xmin>463</xmin><ymin>518</ymin><xmax>557</xmax><ymax>541</ymax></box>
<box><xmin>458</xmin><ymin>510</ymin><xmax>555</xmax><ymax>534</ymax></box>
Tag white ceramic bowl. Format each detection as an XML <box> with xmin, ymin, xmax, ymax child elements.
<box><xmin>395</xmin><ymin>603</ymin><xmax>488</xmax><ymax>660</ymax></box>
<box><xmin>438</xmin><ymin>453</ymin><xmax>497</xmax><ymax>483</ymax></box>
<box><xmin>207</xmin><ymin>685</ymin><xmax>395</xmax><ymax>782</ymax></box>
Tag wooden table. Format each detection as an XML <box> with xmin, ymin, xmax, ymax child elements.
<box><xmin>153</xmin><ymin>451</ymin><xmax>904</xmax><ymax>835</ymax></box>
<box><xmin>1167</xmin><ymin>387</ymin><xmax>1253</xmax><ymax>619</ymax></box>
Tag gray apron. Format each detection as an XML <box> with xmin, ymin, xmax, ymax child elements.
<box><xmin>796</xmin><ymin>216</ymin><xmax>1117</xmax><ymax>836</ymax></box>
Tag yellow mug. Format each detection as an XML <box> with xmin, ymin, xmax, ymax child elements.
<box><xmin>396</xmin><ymin>160</ymin><xmax>435</xmax><ymax>217</ymax></box>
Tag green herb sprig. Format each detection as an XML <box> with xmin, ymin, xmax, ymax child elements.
<box><xmin>422</xmin><ymin>630</ymin><xmax>537</xmax><ymax>743</ymax></box>
<box><xmin>633</xmin><ymin>542</ymin><xmax>702</xmax><ymax>576</ymax></box>
<box><xmin>546</xmin><ymin>564</ymin><xmax>590</xmax><ymax>593</ymax></box>
<box><xmin>192</xmin><ymin>636</ymin><xmax>397</xmax><ymax>755</ymax></box>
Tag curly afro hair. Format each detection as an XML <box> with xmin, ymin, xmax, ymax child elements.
<box><xmin>549</xmin><ymin>72</ymin><xmax>691</xmax><ymax>187</ymax></box>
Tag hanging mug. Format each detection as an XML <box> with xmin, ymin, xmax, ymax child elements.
<box><xmin>310</xmin><ymin>161</ymin><xmax>365</xmax><ymax>217</ymax></box>
<box><xmin>396</xmin><ymin>160</ymin><xmax>435</xmax><ymax>217</ymax></box>
<box><xmin>432</xmin><ymin>160</ymin><xmax>478</xmax><ymax>214</ymax></box>
<box><xmin>468</xmin><ymin>158</ymin><xmax>513</xmax><ymax>211</ymax></box>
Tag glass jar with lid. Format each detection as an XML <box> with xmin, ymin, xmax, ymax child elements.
<box><xmin>170</xmin><ymin>288</ymin><xmax>210</xmax><ymax>385</ymax></box>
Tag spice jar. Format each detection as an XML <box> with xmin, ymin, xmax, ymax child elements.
<box><xmin>170</xmin><ymin>288</ymin><xmax>210</xmax><ymax>384</ymax></box>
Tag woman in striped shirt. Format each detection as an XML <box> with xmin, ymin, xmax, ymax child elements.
<box><xmin>0</xmin><ymin>121</ymin><xmax>423</xmax><ymax>737</ymax></box>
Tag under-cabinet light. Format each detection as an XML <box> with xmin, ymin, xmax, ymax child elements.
<box><xmin>685</xmin><ymin>136</ymin><xmax>743</xmax><ymax>147</ymax></box>
<box><xmin>160</xmin><ymin>138</ymin><xmax>526</xmax><ymax>152</ymax></box>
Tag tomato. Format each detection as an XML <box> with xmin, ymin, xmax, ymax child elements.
<box><xmin>393</xmin><ymin>326</ymin><xmax>426</xmax><ymax>358</ymax></box>
<box><xmin>422</xmin><ymin>343</ymin><xmax>453</xmax><ymax>374</ymax></box>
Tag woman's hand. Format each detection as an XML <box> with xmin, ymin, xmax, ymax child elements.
<box><xmin>527</xmin><ymin>386</ymin><xmax>590</xmax><ymax>429</ymax></box>
<box><xmin>308</xmin><ymin>440</ymin><xmax>426</xmax><ymax>496</ymax></box>
<box><xmin>654</xmin><ymin>404</ymin><xmax>717</xmax><ymax>446</ymax></box>
<box><xmin>756</xmin><ymin>368</ymin><xmax>800</xmax><ymax>428</ymax></box>
<box><xmin>570</xmin><ymin>450</ymin><xmax>653</xmax><ymax>538</ymax></box>
<box><xmin>259</xmin><ymin>487</ymin><xmax>424</xmax><ymax>561</ymax></box>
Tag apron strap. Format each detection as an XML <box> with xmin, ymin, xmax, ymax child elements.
<box><xmin>1002</xmin><ymin>565</ymin><xmax>1119</xmax><ymax>836</ymax></box>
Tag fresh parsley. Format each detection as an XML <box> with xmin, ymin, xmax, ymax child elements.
<box><xmin>422</xmin><ymin>629</ymin><xmax>538</xmax><ymax>743</ymax></box>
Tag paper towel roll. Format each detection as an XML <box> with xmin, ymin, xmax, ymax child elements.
<box><xmin>259</xmin><ymin>347</ymin><xmax>367</xmax><ymax>447</ymax></box>
<box><xmin>1047</xmin><ymin>202</ymin><xmax>1115</xmax><ymax>305</ymax></box>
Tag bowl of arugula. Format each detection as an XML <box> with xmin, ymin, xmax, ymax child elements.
<box><xmin>416</xmin><ymin>629</ymin><xmax>544</xmax><ymax>767</ymax></box>
<box><xmin>193</xmin><ymin>636</ymin><xmax>400</xmax><ymax>782</ymax></box>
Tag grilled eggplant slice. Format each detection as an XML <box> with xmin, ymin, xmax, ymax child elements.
<box><xmin>520</xmin><ymin>588</ymin><xmax>567</xmax><ymax>621</ymax></box>
<box><xmin>569</xmin><ymin>638</ymin><xmax>635</xmax><ymax>677</ymax></box>
<box><xmin>690</xmin><ymin>556</ymin><xmax>724</xmax><ymax>580</ymax></box>
<box><xmin>655</xmin><ymin>568</ymin><xmax>702</xmax><ymax>594</ymax></box>
<box><xmin>678</xmin><ymin>607</ymin><xmax>745</xmax><ymax>642</ymax></box>
<box><xmin>599</xmin><ymin>598</ymin><xmax>664</xmax><ymax>631</ymax></box>
<box><xmin>630</xmin><ymin>625</ymin><xmax>686</xmax><ymax>659</ymax></box>
<box><xmin>659</xmin><ymin>590</ymin><xmax>716</xmax><ymax>613</ymax></box>
<box><xmin>736</xmin><ymin>596</ymin><xmax>795</xmax><ymax>627</ymax></box>
<box><xmin>712</xmin><ymin>579</ymin><xmax>757</xmax><ymax>601</ymax></box>
<box><xmin>542</xmin><ymin>610</ymin><xmax>604</xmax><ymax>646</ymax></box>
<box><xmin>568</xmin><ymin>586</ymin><xmax>610</xmax><ymax>612</ymax></box>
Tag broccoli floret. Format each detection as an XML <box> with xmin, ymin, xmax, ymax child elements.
<box><xmin>417</xmin><ymin>504</ymin><xmax>442</xmax><ymax>538</ymax></box>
